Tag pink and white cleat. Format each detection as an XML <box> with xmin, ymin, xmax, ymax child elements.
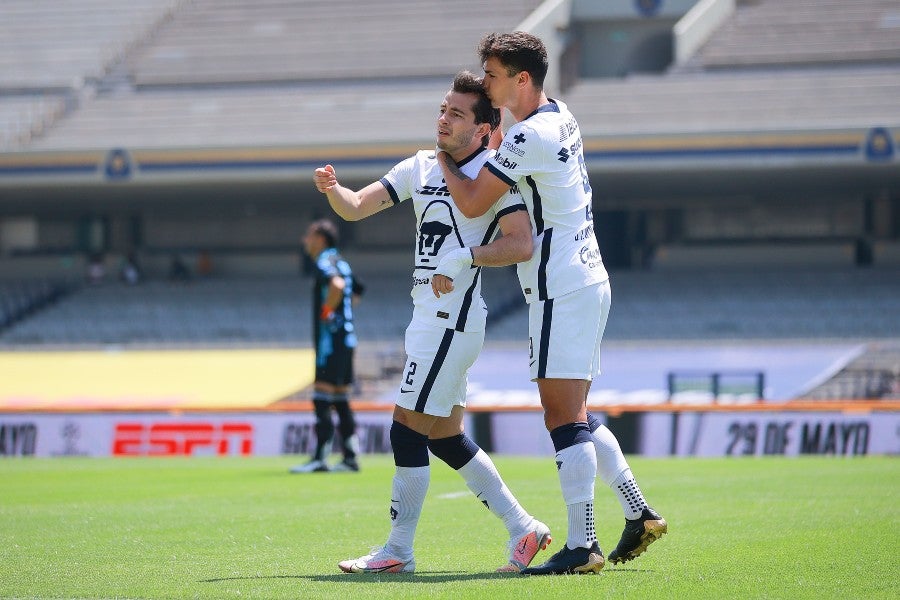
<box><xmin>338</xmin><ymin>547</ymin><xmax>415</xmax><ymax>574</ymax></box>
<box><xmin>497</xmin><ymin>520</ymin><xmax>552</xmax><ymax>573</ymax></box>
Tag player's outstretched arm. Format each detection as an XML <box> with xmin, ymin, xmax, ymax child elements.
<box><xmin>436</xmin><ymin>152</ymin><xmax>512</xmax><ymax>219</ymax></box>
<box><xmin>313</xmin><ymin>164</ymin><xmax>393</xmax><ymax>222</ymax></box>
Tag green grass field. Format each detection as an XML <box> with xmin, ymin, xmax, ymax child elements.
<box><xmin>1</xmin><ymin>455</ymin><xmax>897</xmax><ymax>599</ymax></box>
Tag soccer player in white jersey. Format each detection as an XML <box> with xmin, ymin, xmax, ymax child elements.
<box><xmin>436</xmin><ymin>32</ymin><xmax>667</xmax><ymax>575</ymax></box>
<box><xmin>313</xmin><ymin>71</ymin><xmax>552</xmax><ymax>574</ymax></box>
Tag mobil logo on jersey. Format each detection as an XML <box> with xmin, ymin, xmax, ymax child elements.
<box><xmin>492</xmin><ymin>151</ymin><xmax>518</xmax><ymax>170</ymax></box>
<box><xmin>112</xmin><ymin>421</ymin><xmax>254</xmax><ymax>456</ymax></box>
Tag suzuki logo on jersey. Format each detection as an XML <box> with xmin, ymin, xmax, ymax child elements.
<box><xmin>418</xmin><ymin>220</ymin><xmax>453</xmax><ymax>263</ymax></box>
<box><xmin>493</xmin><ymin>152</ymin><xmax>518</xmax><ymax>170</ymax></box>
<box><xmin>416</xmin><ymin>184</ymin><xmax>451</xmax><ymax>197</ymax></box>
<box><xmin>559</xmin><ymin>137</ymin><xmax>583</xmax><ymax>163</ymax></box>
<box><xmin>112</xmin><ymin>422</ymin><xmax>254</xmax><ymax>456</ymax></box>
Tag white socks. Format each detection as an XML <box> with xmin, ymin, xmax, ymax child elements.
<box><xmin>385</xmin><ymin>465</ymin><xmax>429</xmax><ymax>559</ymax></box>
<box><xmin>591</xmin><ymin>424</ymin><xmax>649</xmax><ymax>520</ymax></box>
<box><xmin>590</xmin><ymin>423</ymin><xmax>630</xmax><ymax>485</ymax></box>
<box><xmin>458</xmin><ymin>449</ymin><xmax>533</xmax><ymax>536</ymax></box>
<box><xmin>611</xmin><ymin>469</ymin><xmax>649</xmax><ymax>520</ymax></box>
<box><xmin>555</xmin><ymin>441</ymin><xmax>597</xmax><ymax>549</ymax></box>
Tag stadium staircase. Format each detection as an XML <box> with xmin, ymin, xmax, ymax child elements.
<box><xmin>799</xmin><ymin>341</ymin><xmax>900</xmax><ymax>400</ymax></box>
<box><xmin>0</xmin><ymin>279</ymin><xmax>74</xmax><ymax>334</ymax></box>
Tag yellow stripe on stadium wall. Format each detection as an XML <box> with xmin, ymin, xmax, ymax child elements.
<box><xmin>584</xmin><ymin>130</ymin><xmax>864</xmax><ymax>152</ymax></box>
<box><xmin>0</xmin><ymin>349</ymin><xmax>314</xmax><ymax>410</ymax></box>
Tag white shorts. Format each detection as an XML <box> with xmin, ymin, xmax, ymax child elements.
<box><xmin>528</xmin><ymin>280</ymin><xmax>611</xmax><ymax>381</ymax></box>
<box><xmin>395</xmin><ymin>321</ymin><xmax>484</xmax><ymax>417</ymax></box>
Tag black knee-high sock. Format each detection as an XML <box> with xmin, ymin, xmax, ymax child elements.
<box><xmin>332</xmin><ymin>394</ymin><xmax>357</xmax><ymax>460</ymax></box>
<box><xmin>312</xmin><ymin>392</ymin><xmax>334</xmax><ymax>461</ymax></box>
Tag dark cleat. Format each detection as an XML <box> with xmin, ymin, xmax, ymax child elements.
<box><xmin>331</xmin><ymin>458</ymin><xmax>360</xmax><ymax>472</ymax></box>
<box><xmin>520</xmin><ymin>542</ymin><xmax>604</xmax><ymax>575</ymax></box>
<box><xmin>608</xmin><ymin>508</ymin><xmax>668</xmax><ymax>564</ymax></box>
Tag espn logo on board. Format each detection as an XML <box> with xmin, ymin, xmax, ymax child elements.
<box><xmin>112</xmin><ymin>422</ymin><xmax>254</xmax><ymax>456</ymax></box>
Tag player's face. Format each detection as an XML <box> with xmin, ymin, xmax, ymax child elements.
<box><xmin>481</xmin><ymin>56</ymin><xmax>517</xmax><ymax>108</ymax></box>
<box><xmin>436</xmin><ymin>91</ymin><xmax>482</xmax><ymax>154</ymax></box>
<box><xmin>302</xmin><ymin>225</ymin><xmax>321</xmax><ymax>258</ymax></box>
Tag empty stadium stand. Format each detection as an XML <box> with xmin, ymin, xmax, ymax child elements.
<box><xmin>0</xmin><ymin>94</ymin><xmax>67</xmax><ymax>150</ymax></box>
<box><xmin>603</xmin><ymin>266</ymin><xmax>900</xmax><ymax>341</ymax></box>
<box><xmin>564</xmin><ymin>67</ymin><xmax>900</xmax><ymax>135</ymax></box>
<box><xmin>0</xmin><ymin>0</ymin><xmax>182</xmax><ymax>90</ymax></box>
<box><xmin>7</xmin><ymin>0</ymin><xmax>893</xmax><ymax>159</ymax></box>
<box><xmin>0</xmin><ymin>278</ymin><xmax>310</xmax><ymax>346</ymax></box>
<box><xmin>686</xmin><ymin>0</ymin><xmax>900</xmax><ymax>70</ymax></box>
<box><xmin>0</xmin><ymin>279</ymin><xmax>71</xmax><ymax>331</ymax></box>
<box><xmin>126</xmin><ymin>0</ymin><xmax>544</xmax><ymax>86</ymax></box>
<box><xmin>26</xmin><ymin>82</ymin><xmax>448</xmax><ymax>150</ymax></box>
<box><xmin>22</xmin><ymin>0</ymin><xmax>543</xmax><ymax>151</ymax></box>
<box><xmin>27</xmin><ymin>63</ymin><xmax>900</xmax><ymax>151</ymax></box>
<box><xmin>1</xmin><ymin>261</ymin><xmax>896</xmax><ymax>347</ymax></box>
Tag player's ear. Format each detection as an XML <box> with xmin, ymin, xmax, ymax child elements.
<box><xmin>517</xmin><ymin>70</ymin><xmax>531</xmax><ymax>89</ymax></box>
<box><xmin>487</xmin><ymin>125</ymin><xmax>503</xmax><ymax>150</ymax></box>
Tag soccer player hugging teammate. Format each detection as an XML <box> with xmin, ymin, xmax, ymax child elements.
<box><xmin>314</xmin><ymin>71</ymin><xmax>552</xmax><ymax>574</ymax></box>
<box><xmin>436</xmin><ymin>32</ymin><xmax>667</xmax><ymax>575</ymax></box>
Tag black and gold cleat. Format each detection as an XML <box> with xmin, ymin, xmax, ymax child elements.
<box><xmin>520</xmin><ymin>542</ymin><xmax>605</xmax><ymax>575</ymax></box>
<box><xmin>608</xmin><ymin>507</ymin><xmax>668</xmax><ymax>564</ymax></box>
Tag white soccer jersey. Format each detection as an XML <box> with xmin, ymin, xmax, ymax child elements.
<box><xmin>485</xmin><ymin>99</ymin><xmax>609</xmax><ymax>303</ymax></box>
<box><xmin>381</xmin><ymin>148</ymin><xmax>526</xmax><ymax>332</ymax></box>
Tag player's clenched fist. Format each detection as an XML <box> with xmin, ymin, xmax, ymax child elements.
<box><xmin>314</xmin><ymin>164</ymin><xmax>338</xmax><ymax>193</ymax></box>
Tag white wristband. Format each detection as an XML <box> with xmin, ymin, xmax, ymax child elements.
<box><xmin>435</xmin><ymin>247</ymin><xmax>474</xmax><ymax>280</ymax></box>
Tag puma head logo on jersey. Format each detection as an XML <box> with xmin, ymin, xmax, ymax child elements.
<box><xmin>418</xmin><ymin>220</ymin><xmax>453</xmax><ymax>260</ymax></box>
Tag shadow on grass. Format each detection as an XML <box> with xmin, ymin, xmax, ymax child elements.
<box><xmin>201</xmin><ymin>568</ymin><xmax>653</xmax><ymax>584</ymax></box>
<box><xmin>202</xmin><ymin>571</ymin><xmax>524</xmax><ymax>583</ymax></box>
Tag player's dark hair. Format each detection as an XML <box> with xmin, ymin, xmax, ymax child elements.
<box><xmin>310</xmin><ymin>218</ymin><xmax>339</xmax><ymax>248</ymax></box>
<box><xmin>452</xmin><ymin>70</ymin><xmax>500</xmax><ymax>147</ymax></box>
<box><xmin>477</xmin><ymin>31</ymin><xmax>548</xmax><ymax>89</ymax></box>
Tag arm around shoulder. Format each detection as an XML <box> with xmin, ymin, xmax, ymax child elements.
<box><xmin>437</xmin><ymin>152</ymin><xmax>511</xmax><ymax>219</ymax></box>
<box><xmin>472</xmin><ymin>208</ymin><xmax>533</xmax><ymax>267</ymax></box>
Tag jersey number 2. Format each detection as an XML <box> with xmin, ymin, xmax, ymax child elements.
<box><xmin>405</xmin><ymin>362</ymin><xmax>418</xmax><ymax>385</ymax></box>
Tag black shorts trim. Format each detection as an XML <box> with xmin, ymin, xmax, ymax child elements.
<box><xmin>415</xmin><ymin>328</ymin><xmax>455</xmax><ymax>412</ymax></box>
